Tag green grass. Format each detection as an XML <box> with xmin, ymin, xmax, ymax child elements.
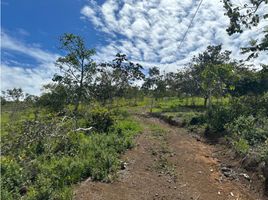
<box><xmin>1</xmin><ymin>105</ymin><xmax>142</xmax><ymax>200</ymax></box>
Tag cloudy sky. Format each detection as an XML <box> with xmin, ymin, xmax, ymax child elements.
<box><xmin>1</xmin><ymin>0</ymin><xmax>268</xmax><ymax>95</ymax></box>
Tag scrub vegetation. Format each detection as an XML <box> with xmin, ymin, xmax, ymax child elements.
<box><xmin>1</xmin><ymin>1</ymin><xmax>268</xmax><ymax>198</ymax></box>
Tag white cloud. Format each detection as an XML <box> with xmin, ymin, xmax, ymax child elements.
<box><xmin>81</xmin><ymin>0</ymin><xmax>268</xmax><ymax>72</ymax></box>
<box><xmin>1</xmin><ymin>31</ymin><xmax>59</xmax><ymax>95</ymax></box>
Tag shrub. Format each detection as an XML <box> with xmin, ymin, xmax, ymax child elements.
<box><xmin>88</xmin><ymin>106</ymin><xmax>115</xmax><ymax>133</ymax></box>
<box><xmin>205</xmin><ymin>105</ymin><xmax>232</xmax><ymax>133</ymax></box>
<box><xmin>258</xmin><ymin>92</ymin><xmax>268</xmax><ymax>115</ymax></box>
<box><xmin>1</xmin><ymin>108</ymin><xmax>140</xmax><ymax>200</ymax></box>
<box><xmin>226</xmin><ymin>115</ymin><xmax>268</xmax><ymax>146</ymax></box>
<box><xmin>233</xmin><ymin>139</ymin><xmax>250</xmax><ymax>155</ymax></box>
<box><xmin>1</xmin><ymin>157</ymin><xmax>26</xmax><ymax>200</ymax></box>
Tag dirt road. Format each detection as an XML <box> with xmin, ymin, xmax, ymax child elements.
<box><xmin>75</xmin><ymin>114</ymin><xmax>266</xmax><ymax>200</ymax></box>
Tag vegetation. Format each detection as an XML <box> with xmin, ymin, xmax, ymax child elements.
<box><xmin>1</xmin><ymin>1</ymin><xmax>268</xmax><ymax>197</ymax></box>
<box><xmin>1</xmin><ymin>105</ymin><xmax>141</xmax><ymax>199</ymax></box>
<box><xmin>223</xmin><ymin>0</ymin><xmax>268</xmax><ymax>59</ymax></box>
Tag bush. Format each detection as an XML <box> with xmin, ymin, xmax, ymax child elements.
<box><xmin>233</xmin><ymin>139</ymin><xmax>250</xmax><ymax>155</ymax></box>
<box><xmin>229</xmin><ymin>94</ymin><xmax>268</xmax><ymax>118</ymax></box>
<box><xmin>89</xmin><ymin>106</ymin><xmax>115</xmax><ymax>132</ymax></box>
<box><xmin>205</xmin><ymin>105</ymin><xmax>232</xmax><ymax>133</ymax></box>
<box><xmin>259</xmin><ymin>92</ymin><xmax>268</xmax><ymax>115</ymax></box>
<box><xmin>226</xmin><ymin>115</ymin><xmax>268</xmax><ymax>146</ymax></box>
<box><xmin>1</xmin><ymin>157</ymin><xmax>26</xmax><ymax>200</ymax></box>
<box><xmin>1</xmin><ymin>109</ymin><xmax>141</xmax><ymax>200</ymax></box>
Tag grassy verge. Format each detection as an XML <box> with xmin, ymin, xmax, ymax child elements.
<box><xmin>1</xmin><ymin>106</ymin><xmax>142</xmax><ymax>200</ymax></box>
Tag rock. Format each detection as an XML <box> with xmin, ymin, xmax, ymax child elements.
<box><xmin>120</xmin><ymin>161</ymin><xmax>127</xmax><ymax>170</ymax></box>
<box><xmin>221</xmin><ymin>166</ymin><xmax>232</xmax><ymax>172</ymax></box>
<box><xmin>221</xmin><ymin>166</ymin><xmax>235</xmax><ymax>178</ymax></box>
<box><xmin>239</xmin><ymin>173</ymin><xmax>250</xmax><ymax>181</ymax></box>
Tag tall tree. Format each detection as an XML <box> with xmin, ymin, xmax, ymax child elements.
<box><xmin>201</xmin><ymin>64</ymin><xmax>235</xmax><ymax>107</ymax></box>
<box><xmin>189</xmin><ymin>45</ymin><xmax>232</xmax><ymax>106</ymax></box>
<box><xmin>54</xmin><ymin>33</ymin><xmax>96</xmax><ymax>113</ymax></box>
<box><xmin>142</xmin><ymin>67</ymin><xmax>167</xmax><ymax>112</ymax></box>
<box><xmin>109</xmin><ymin>53</ymin><xmax>144</xmax><ymax>100</ymax></box>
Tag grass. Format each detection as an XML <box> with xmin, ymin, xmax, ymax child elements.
<box><xmin>1</xmin><ymin>105</ymin><xmax>142</xmax><ymax>200</ymax></box>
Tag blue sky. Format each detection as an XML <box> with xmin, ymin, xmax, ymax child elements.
<box><xmin>1</xmin><ymin>0</ymin><xmax>268</xmax><ymax>95</ymax></box>
<box><xmin>1</xmin><ymin>0</ymin><xmax>100</xmax><ymax>61</ymax></box>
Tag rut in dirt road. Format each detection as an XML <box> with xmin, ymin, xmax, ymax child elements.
<box><xmin>74</xmin><ymin>114</ymin><xmax>266</xmax><ymax>200</ymax></box>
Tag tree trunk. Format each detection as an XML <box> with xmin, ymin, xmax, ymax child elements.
<box><xmin>204</xmin><ymin>97</ymin><xmax>208</xmax><ymax>107</ymax></box>
<box><xmin>208</xmin><ymin>90</ymin><xmax>212</xmax><ymax>108</ymax></box>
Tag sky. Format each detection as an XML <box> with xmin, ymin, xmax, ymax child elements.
<box><xmin>1</xmin><ymin>0</ymin><xmax>268</xmax><ymax>95</ymax></box>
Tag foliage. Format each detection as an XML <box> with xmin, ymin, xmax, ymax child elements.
<box><xmin>88</xmin><ymin>106</ymin><xmax>115</xmax><ymax>132</ymax></box>
<box><xmin>205</xmin><ymin>105</ymin><xmax>232</xmax><ymax>133</ymax></box>
<box><xmin>201</xmin><ymin>63</ymin><xmax>235</xmax><ymax>107</ymax></box>
<box><xmin>226</xmin><ymin>115</ymin><xmax>268</xmax><ymax>146</ymax></box>
<box><xmin>1</xmin><ymin>107</ymin><xmax>141</xmax><ymax>200</ymax></box>
<box><xmin>37</xmin><ymin>84</ymin><xmax>69</xmax><ymax>112</ymax></box>
<box><xmin>97</xmin><ymin>53</ymin><xmax>145</xmax><ymax>103</ymax></box>
<box><xmin>223</xmin><ymin>0</ymin><xmax>268</xmax><ymax>59</ymax></box>
<box><xmin>2</xmin><ymin>88</ymin><xmax>24</xmax><ymax>102</ymax></box>
<box><xmin>233</xmin><ymin>138</ymin><xmax>250</xmax><ymax>155</ymax></box>
<box><xmin>54</xmin><ymin>33</ymin><xmax>96</xmax><ymax>112</ymax></box>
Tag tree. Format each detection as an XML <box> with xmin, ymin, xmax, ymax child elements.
<box><xmin>177</xmin><ymin>68</ymin><xmax>199</xmax><ymax>105</ymax></box>
<box><xmin>189</xmin><ymin>45</ymin><xmax>232</xmax><ymax>106</ymax></box>
<box><xmin>92</xmin><ymin>66</ymin><xmax>114</xmax><ymax>105</ymax></box>
<box><xmin>142</xmin><ymin>67</ymin><xmax>167</xmax><ymax>112</ymax></box>
<box><xmin>25</xmin><ymin>93</ymin><xmax>38</xmax><ymax>104</ymax></box>
<box><xmin>111</xmin><ymin>53</ymin><xmax>144</xmax><ymax>99</ymax></box>
<box><xmin>54</xmin><ymin>33</ymin><xmax>96</xmax><ymax>113</ymax></box>
<box><xmin>5</xmin><ymin>88</ymin><xmax>24</xmax><ymax>102</ymax></box>
<box><xmin>201</xmin><ymin>64</ymin><xmax>235</xmax><ymax>107</ymax></box>
<box><xmin>1</xmin><ymin>96</ymin><xmax>7</xmax><ymax>105</ymax></box>
<box><xmin>223</xmin><ymin>0</ymin><xmax>268</xmax><ymax>59</ymax></box>
<box><xmin>37</xmin><ymin>84</ymin><xmax>68</xmax><ymax>112</ymax></box>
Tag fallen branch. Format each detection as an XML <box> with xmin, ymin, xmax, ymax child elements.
<box><xmin>74</xmin><ymin>127</ymin><xmax>94</xmax><ymax>134</ymax></box>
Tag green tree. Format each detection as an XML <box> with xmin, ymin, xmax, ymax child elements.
<box><xmin>92</xmin><ymin>66</ymin><xmax>114</xmax><ymax>105</ymax></box>
<box><xmin>223</xmin><ymin>0</ymin><xmax>268</xmax><ymax>59</ymax></box>
<box><xmin>201</xmin><ymin>64</ymin><xmax>235</xmax><ymax>107</ymax></box>
<box><xmin>6</xmin><ymin>88</ymin><xmax>24</xmax><ymax>102</ymax></box>
<box><xmin>25</xmin><ymin>93</ymin><xmax>38</xmax><ymax>104</ymax></box>
<box><xmin>189</xmin><ymin>45</ymin><xmax>232</xmax><ymax>106</ymax></box>
<box><xmin>142</xmin><ymin>67</ymin><xmax>167</xmax><ymax>112</ymax></box>
<box><xmin>111</xmin><ymin>53</ymin><xmax>144</xmax><ymax>99</ymax></box>
<box><xmin>54</xmin><ymin>33</ymin><xmax>96</xmax><ymax>113</ymax></box>
<box><xmin>37</xmin><ymin>84</ymin><xmax>68</xmax><ymax>112</ymax></box>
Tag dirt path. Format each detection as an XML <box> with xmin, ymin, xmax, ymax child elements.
<box><xmin>74</xmin><ymin>114</ymin><xmax>266</xmax><ymax>200</ymax></box>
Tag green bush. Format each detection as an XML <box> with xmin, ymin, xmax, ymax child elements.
<box><xmin>233</xmin><ymin>138</ymin><xmax>250</xmax><ymax>155</ymax></box>
<box><xmin>205</xmin><ymin>105</ymin><xmax>232</xmax><ymax>133</ymax></box>
<box><xmin>259</xmin><ymin>92</ymin><xmax>268</xmax><ymax>115</ymax></box>
<box><xmin>1</xmin><ymin>157</ymin><xmax>26</xmax><ymax>200</ymax></box>
<box><xmin>1</xmin><ymin>109</ymin><xmax>141</xmax><ymax>200</ymax></box>
<box><xmin>226</xmin><ymin>115</ymin><xmax>268</xmax><ymax>146</ymax></box>
<box><xmin>88</xmin><ymin>106</ymin><xmax>115</xmax><ymax>132</ymax></box>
